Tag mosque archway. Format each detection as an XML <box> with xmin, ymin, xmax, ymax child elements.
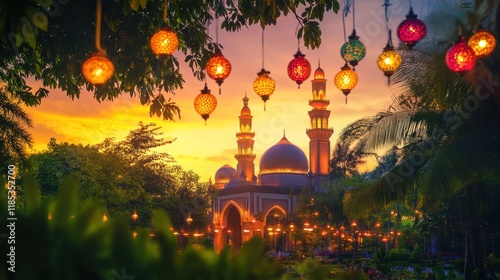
<box><xmin>224</xmin><ymin>204</ymin><xmax>242</xmax><ymax>251</ymax></box>
<box><xmin>264</xmin><ymin>207</ymin><xmax>287</xmax><ymax>253</ymax></box>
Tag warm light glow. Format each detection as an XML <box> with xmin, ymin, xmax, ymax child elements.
<box><xmin>48</xmin><ymin>213</ymin><xmax>52</xmax><ymax>220</ymax></box>
<box><xmin>287</xmin><ymin>49</ymin><xmax>311</xmax><ymax>88</ymax></box>
<box><xmin>351</xmin><ymin>221</ymin><xmax>357</xmax><ymax>227</ymax></box>
<box><xmin>253</xmin><ymin>68</ymin><xmax>275</xmax><ymax>108</ymax></box>
<box><xmin>132</xmin><ymin>231</ymin><xmax>138</xmax><ymax>238</ymax></box>
<box><xmin>82</xmin><ymin>52</ymin><xmax>114</xmax><ymax>85</ymax></box>
<box><xmin>214</xmin><ymin>229</ymin><xmax>220</xmax><ymax>233</ymax></box>
<box><xmin>377</xmin><ymin>45</ymin><xmax>402</xmax><ymax>79</ymax></box>
<box><xmin>194</xmin><ymin>84</ymin><xmax>217</xmax><ymax>121</ymax></box>
<box><xmin>468</xmin><ymin>28</ymin><xmax>496</xmax><ymax>58</ymax></box>
<box><xmin>102</xmin><ymin>213</ymin><xmax>108</xmax><ymax>222</ymax></box>
<box><xmin>259</xmin><ymin>167</ymin><xmax>308</xmax><ymax>175</ymax></box>
<box><xmin>446</xmin><ymin>36</ymin><xmax>477</xmax><ymax>72</ymax></box>
<box><xmin>397</xmin><ymin>7</ymin><xmax>427</xmax><ymax>49</ymax></box>
<box><xmin>186</xmin><ymin>214</ymin><xmax>193</xmax><ymax>225</ymax></box>
<box><xmin>131</xmin><ymin>210</ymin><xmax>138</xmax><ymax>221</ymax></box>
<box><xmin>150</xmin><ymin>25</ymin><xmax>179</xmax><ymax>58</ymax></box>
<box><xmin>334</xmin><ymin>63</ymin><xmax>358</xmax><ymax>102</ymax></box>
<box><xmin>206</xmin><ymin>50</ymin><xmax>232</xmax><ymax>87</ymax></box>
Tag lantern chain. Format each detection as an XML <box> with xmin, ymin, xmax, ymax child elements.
<box><xmin>163</xmin><ymin>0</ymin><xmax>168</xmax><ymax>23</ymax></box>
<box><xmin>95</xmin><ymin>0</ymin><xmax>104</xmax><ymax>53</ymax></box>
<box><xmin>261</xmin><ymin>28</ymin><xmax>265</xmax><ymax>69</ymax></box>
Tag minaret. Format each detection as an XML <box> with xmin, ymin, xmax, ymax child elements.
<box><xmin>235</xmin><ymin>93</ymin><xmax>256</xmax><ymax>182</ymax></box>
<box><xmin>306</xmin><ymin>61</ymin><xmax>333</xmax><ymax>177</ymax></box>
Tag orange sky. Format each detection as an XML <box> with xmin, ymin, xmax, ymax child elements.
<box><xmin>24</xmin><ymin>0</ymin><xmax>438</xmax><ymax>181</ymax></box>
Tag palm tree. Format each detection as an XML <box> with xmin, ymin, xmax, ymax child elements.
<box><xmin>342</xmin><ymin>1</ymin><xmax>500</xmax><ymax>278</ymax></box>
<box><xmin>0</xmin><ymin>84</ymin><xmax>33</xmax><ymax>169</ymax></box>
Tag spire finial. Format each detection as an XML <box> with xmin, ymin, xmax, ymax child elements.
<box><xmin>318</xmin><ymin>59</ymin><xmax>320</xmax><ymax>68</ymax></box>
<box><xmin>283</xmin><ymin>129</ymin><xmax>286</xmax><ymax>137</ymax></box>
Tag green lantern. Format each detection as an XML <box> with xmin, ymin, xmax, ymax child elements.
<box><xmin>341</xmin><ymin>29</ymin><xmax>366</xmax><ymax>67</ymax></box>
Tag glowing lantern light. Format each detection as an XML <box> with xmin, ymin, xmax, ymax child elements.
<box><xmin>194</xmin><ymin>84</ymin><xmax>217</xmax><ymax>123</ymax></box>
<box><xmin>131</xmin><ymin>210</ymin><xmax>139</xmax><ymax>221</ymax></box>
<box><xmin>206</xmin><ymin>50</ymin><xmax>231</xmax><ymax>94</ymax></box>
<box><xmin>397</xmin><ymin>7</ymin><xmax>427</xmax><ymax>49</ymax></box>
<box><xmin>253</xmin><ymin>69</ymin><xmax>275</xmax><ymax>110</ymax></box>
<box><xmin>287</xmin><ymin>49</ymin><xmax>311</xmax><ymax>88</ymax></box>
<box><xmin>150</xmin><ymin>25</ymin><xmax>179</xmax><ymax>59</ymax></box>
<box><xmin>82</xmin><ymin>0</ymin><xmax>114</xmax><ymax>85</ymax></box>
<box><xmin>341</xmin><ymin>29</ymin><xmax>366</xmax><ymax>67</ymax></box>
<box><xmin>468</xmin><ymin>27</ymin><xmax>496</xmax><ymax>58</ymax></box>
<box><xmin>82</xmin><ymin>52</ymin><xmax>115</xmax><ymax>85</ymax></box>
<box><xmin>102</xmin><ymin>213</ymin><xmax>108</xmax><ymax>222</ymax></box>
<box><xmin>446</xmin><ymin>36</ymin><xmax>477</xmax><ymax>73</ymax></box>
<box><xmin>377</xmin><ymin>43</ymin><xmax>402</xmax><ymax>81</ymax></box>
<box><xmin>334</xmin><ymin>63</ymin><xmax>358</xmax><ymax>104</ymax></box>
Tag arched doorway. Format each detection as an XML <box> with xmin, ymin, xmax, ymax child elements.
<box><xmin>264</xmin><ymin>207</ymin><xmax>287</xmax><ymax>253</ymax></box>
<box><xmin>225</xmin><ymin>205</ymin><xmax>242</xmax><ymax>251</ymax></box>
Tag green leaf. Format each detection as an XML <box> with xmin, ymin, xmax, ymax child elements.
<box><xmin>129</xmin><ymin>0</ymin><xmax>140</xmax><ymax>11</ymax></box>
<box><xmin>139</xmin><ymin>0</ymin><xmax>147</xmax><ymax>9</ymax></box>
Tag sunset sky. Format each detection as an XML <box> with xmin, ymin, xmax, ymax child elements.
<box><xmin>24</xmin><ymin>0</ymin><xmax>444</xmax><ymax>181</ymax></box>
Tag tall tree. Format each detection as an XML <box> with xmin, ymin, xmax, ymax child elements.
<box><xmin>0</xmin><ymin>0</ymin><xmax>339</xmax><ymax>121</ymax></box>
<box><xmin>0</xmin><ymin>84</ymin><xmax>33</xmax><ymax>168</ymax></box>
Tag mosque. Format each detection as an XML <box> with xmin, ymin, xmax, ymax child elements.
<box><xmin>212</xmin><ymin>64</ymin><xmax>334</xmax><ymax>253</ymax></box>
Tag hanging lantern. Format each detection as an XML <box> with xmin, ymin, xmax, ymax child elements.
<box><xmin>131</xmin><ymin>210</ymin><xmax>139</xmax><ymax>221</ymax></box>
<box><xmin>253</xmin><ymin>69</ymin><xmax>275</xmax><ymax>110</ymax></box>
<box><xmin>334</xmin><ymin>63</ymin><xmax>358</xmax><ymax>104</ymax></box>
<box><xmin>82</xmin><ymin>0</ymin><xmax>114</xmax><ymax>86</ymax></box>
<box><xmin>468</xmin><ymin>27</ymin><xmax>496</xmax><ymax>58</ymax></box>
<box><xmin>397</xmin><ymin>7</ymin><xmax>427</xmax><ymax>49</ymax></box>
<box><xmin>150</xmin><ymin>25</ymin><xmax>179</xmax><ymax>59</ymax></box>
<box><xmin>287</xmin><ymin>49</ymin><xmax>311</xmax><ymax>88</ymax></box>
<box><xmin>82</xmin><ymin>52</ymin><xmax>115</xmax><ymax>85</ymax></box>
<box><xmin>206</xmin><ymin>49</ymin><xmax>231</xmax><ymax>94</ymax></box>
<box><xmin>377</xmin><ymin>44</ymin><xmax>402</xmax><ymax>81</ymax></box>
<box><xmin>341</xmin><ymin>29</ymin><xmax>366</xmax><ymax>67</ymax></box>
<box><xmin>446</xmin><ymin>36</ymin><xmax>477</xmax><ymax>73</ymax></box>
<box><xmin>194</xmin><ymin>83</ymin><xmax>217</xmax><ymax>122</ymax></box>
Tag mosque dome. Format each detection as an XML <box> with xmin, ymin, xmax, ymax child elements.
<box><xmin>215</xmin><ymin>164</ymin><xmax>236</xmax><ymax>188</ymax></box>
<box><xmin>259</xmin><ymin>136</ymin><xmax>308</xmax><ymax>175</ymax></box>
<box><xmin>314</xmin><ymin>65</ymin><xmax>325</xmax><ymax>80</ymax></box>
<box><xmin>241</xmin><ymin>106</ymin><xmax>251</xmax><ymax>116</ymax></box>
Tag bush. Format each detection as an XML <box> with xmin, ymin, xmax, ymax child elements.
<box><xmin>0</xmin><ymin>176</ymin><xmax>286</xmax><ymax>280</ymax></box>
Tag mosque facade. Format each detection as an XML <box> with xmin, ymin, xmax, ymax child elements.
<box><xmin>212</xmin><ymin>64</ymin><xmax>334</xmax><ymax>253</ymax></box>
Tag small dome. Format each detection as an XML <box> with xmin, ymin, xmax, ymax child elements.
<box><xmin>314</xmin><ymin>66</ymin><xmax>325</xmax><ymax>80</ymax></box>
<box><xmin>259</xmin><ymin>136</ymin><xmax>308</xmax><ymax>175</ymax></box>
<box><xmin>241</xmin><ymin>106</ymin><xmax>251</xmax><ymax>116</ymax></box>
<box><xmin>215</xmin><ymin>164</ymin><xmax>236</xmax><ymax>188</ymax></box>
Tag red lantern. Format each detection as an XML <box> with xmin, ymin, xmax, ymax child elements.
<box><xmin>287</xmin><ymin>49</ymin><xmax>311</xmax><ymax>88</ymax></box>
<box><xmin>206</xmin><ymin>50</ymin><xmax>231</xmax><ymax>94</ymax></box>
<box><xmin>397</xmin><ymin>7</ymin><xmax>427</xmax><ymax>49</ymax></box>
<box><xmin>446</xmin><ymin>36</ymin><xmax>477</xmax><ymax>73</ymax></box>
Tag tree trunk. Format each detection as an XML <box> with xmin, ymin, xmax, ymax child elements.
<box><xmin>463</xmin><ymin>185</ymin><xmax>485</xmax><ymax>280</ymax></box>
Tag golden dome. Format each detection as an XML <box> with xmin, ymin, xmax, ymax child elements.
<box><xmin>259</xmin><ymin>136</ymin><xmax>308</xmax><ymax>175</ymax></box>
<box><xmin>215</xmin><ymin>164</ymin><xmax>236</xmax><ymax>185</ymax></box>
<box><xmin>314</xmin><ymin>66</ymin><xmax>325</xmax><ymax>80</ymax></box>
<box><xmin>241</xmin><ymin>106</ymin><xmax>251</xmax><ymax>116</ymax></box>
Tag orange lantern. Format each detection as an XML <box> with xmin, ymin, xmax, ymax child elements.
<box><xmin>194</xmin><ymin>84</ymin><xmax>217</xmax><ymax>122</ymax></box>
<box><xmin>206</xmin><ymin>50</ymin><xmax>231</xmax><ymax>94</ymax></box>
<box><xmin>253</xmin><ymin>69</ymin><xmax>275</xmax><ymax>110</ymax></box>
<box><xmin>467</xmin><ymin>27</ymin><xmax>496</xmax><ymax>58</ymax></box>
<box><xmin>334</xmin><ymin>63</ymin><xmax>358</xmax><ymax>103</ymax></box>
<box><xmin>82</xmin><ymin>0</ymin><xmax>114</xmax><ymax>85</ymax></box>
<box><xmin>150</xmin><ymin>25</ymin><xmax>179</xmax><ymax>59</ymax></box>
<box><xmin>377</xmin><ymin>43</ymin><xmax>402</xmax><ymax>81</ymax></box>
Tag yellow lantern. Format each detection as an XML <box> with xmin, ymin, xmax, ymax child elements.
<box><xmin>334</xmin><ymin>63</ymin><xmax>358</xmax><ymax>103</ymax></box>
<box><xmin>377</xmin><ymin>44</ymin><xmax>402</xmax><ymax>82</ymax></box>
<box><xmin>253</xmin><ymin>68</ymin><xmax>275</xmax><ymax>110</ymax></box>
<box><xmin>150</xmin><ymin>25</ymin><xmax>179</xmax><ymax>59</ymax></box>
<box><xmin>468</xmin><ymin>27</ymin><xmax>496</xmax><ymax>58</ymax></box>
<box><xmin>194</xmin><ymin>84</ymin><xmax>217</xmax><ymax>122</ymax></box>
<box><xmin>82</xmin><ymin>52</ymin><xmax>115</xmax><ymax>85</ymax></box>
<box><xmin>102</xmin><ymin>213</ymin><xmax>108</xmax><ymax>222</ymax></box>
<box><xmin>186</xmin><ymin>213</ymin><xmax>193</xmax><ymax>225</ymax></box>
